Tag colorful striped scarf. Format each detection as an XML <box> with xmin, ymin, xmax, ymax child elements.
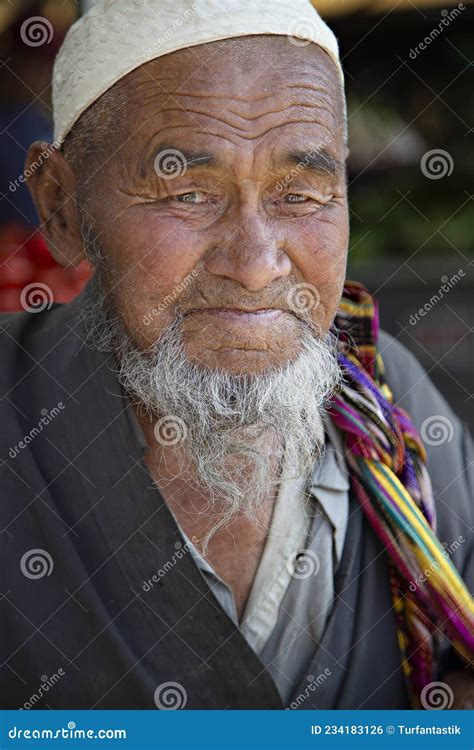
<box><xmin>328</xmin><ymin>280</ymin><xmax>474</xmax><ymax>707</ymax></box>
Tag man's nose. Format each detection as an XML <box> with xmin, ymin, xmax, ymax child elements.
<box><xmin>204</xmin><ymin>214</ymin><xmax>292</xmax><ymax>292</ymax></box>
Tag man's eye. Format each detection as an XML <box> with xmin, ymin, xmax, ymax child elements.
<box><xmin>285</xmin><ymin>193</ymin><xmax>308</xmax><ymax>203</ymax></box>
<box><xmin>174</xmin><ymin>191</ymin><xmax>204</xmax><ymax>204</ymax></box>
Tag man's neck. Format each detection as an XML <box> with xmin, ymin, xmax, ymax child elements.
<box><xmin>133</xmin><ymin>404</ymin><xmax>281</xmax><ymax>619</ymax></box>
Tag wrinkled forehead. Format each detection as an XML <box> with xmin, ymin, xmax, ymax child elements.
<box><xmin>106</xmin><ymin>37</ymin><xmax>346</xmax><ymax>148</ymax></box>
<box><xmin>124</xmin><ymin>35</ymin><xmax>342</xmax><ymax>106</ymax></box>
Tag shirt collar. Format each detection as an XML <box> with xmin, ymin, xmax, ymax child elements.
<box><xmin>308</xmin><ymin>413</ymin><xmax>350</xmax><ymax>562</ymax></box>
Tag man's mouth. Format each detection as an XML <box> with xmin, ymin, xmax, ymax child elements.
<box><xmin>184</xmin><ymin>307</ymin><xmax>286</xmax><ymax>323</ymax></box>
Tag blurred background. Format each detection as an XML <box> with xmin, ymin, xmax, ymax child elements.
<box><xmin>0</xmin><ymin>0</ymin><xmax>472</xmax><ymax>426</ymax></box>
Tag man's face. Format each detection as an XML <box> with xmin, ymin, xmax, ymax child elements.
<box><xmin>77</xmin><ymin>37</ymin><xmax>349</xmax><ymax>374</ymax></box>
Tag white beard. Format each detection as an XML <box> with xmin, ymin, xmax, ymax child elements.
<box><xmin>81</xmin><ymin>269</ymin><xmax>342</xmax><ymax>544</ymax></box>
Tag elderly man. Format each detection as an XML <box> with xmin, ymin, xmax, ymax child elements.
<box><xmin>0</xmin><ymin>0</ymin><xmax>472</xmax><ymax>711</ymax></box>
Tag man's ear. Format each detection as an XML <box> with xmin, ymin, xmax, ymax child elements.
<box><xmin>25</xmin><ymin>141</ymin><xmax>86</xmax><ymax>268</ymax></box>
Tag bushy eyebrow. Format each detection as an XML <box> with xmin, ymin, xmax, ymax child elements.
<box><xmin>276</xmin><ymin>148</ymin><xmax>342</xmax><ymax>176</ymax></box>
<box><xmin>145</xmin><ymin>144</ymin><xmax>341</xmax><ymax>178</ymax></box>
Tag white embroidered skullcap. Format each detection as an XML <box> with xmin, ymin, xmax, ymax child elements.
<box><xmin>53</xmin><ymin>0</ymin><xmax>343</xmax><ymax>143</ymax></box>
